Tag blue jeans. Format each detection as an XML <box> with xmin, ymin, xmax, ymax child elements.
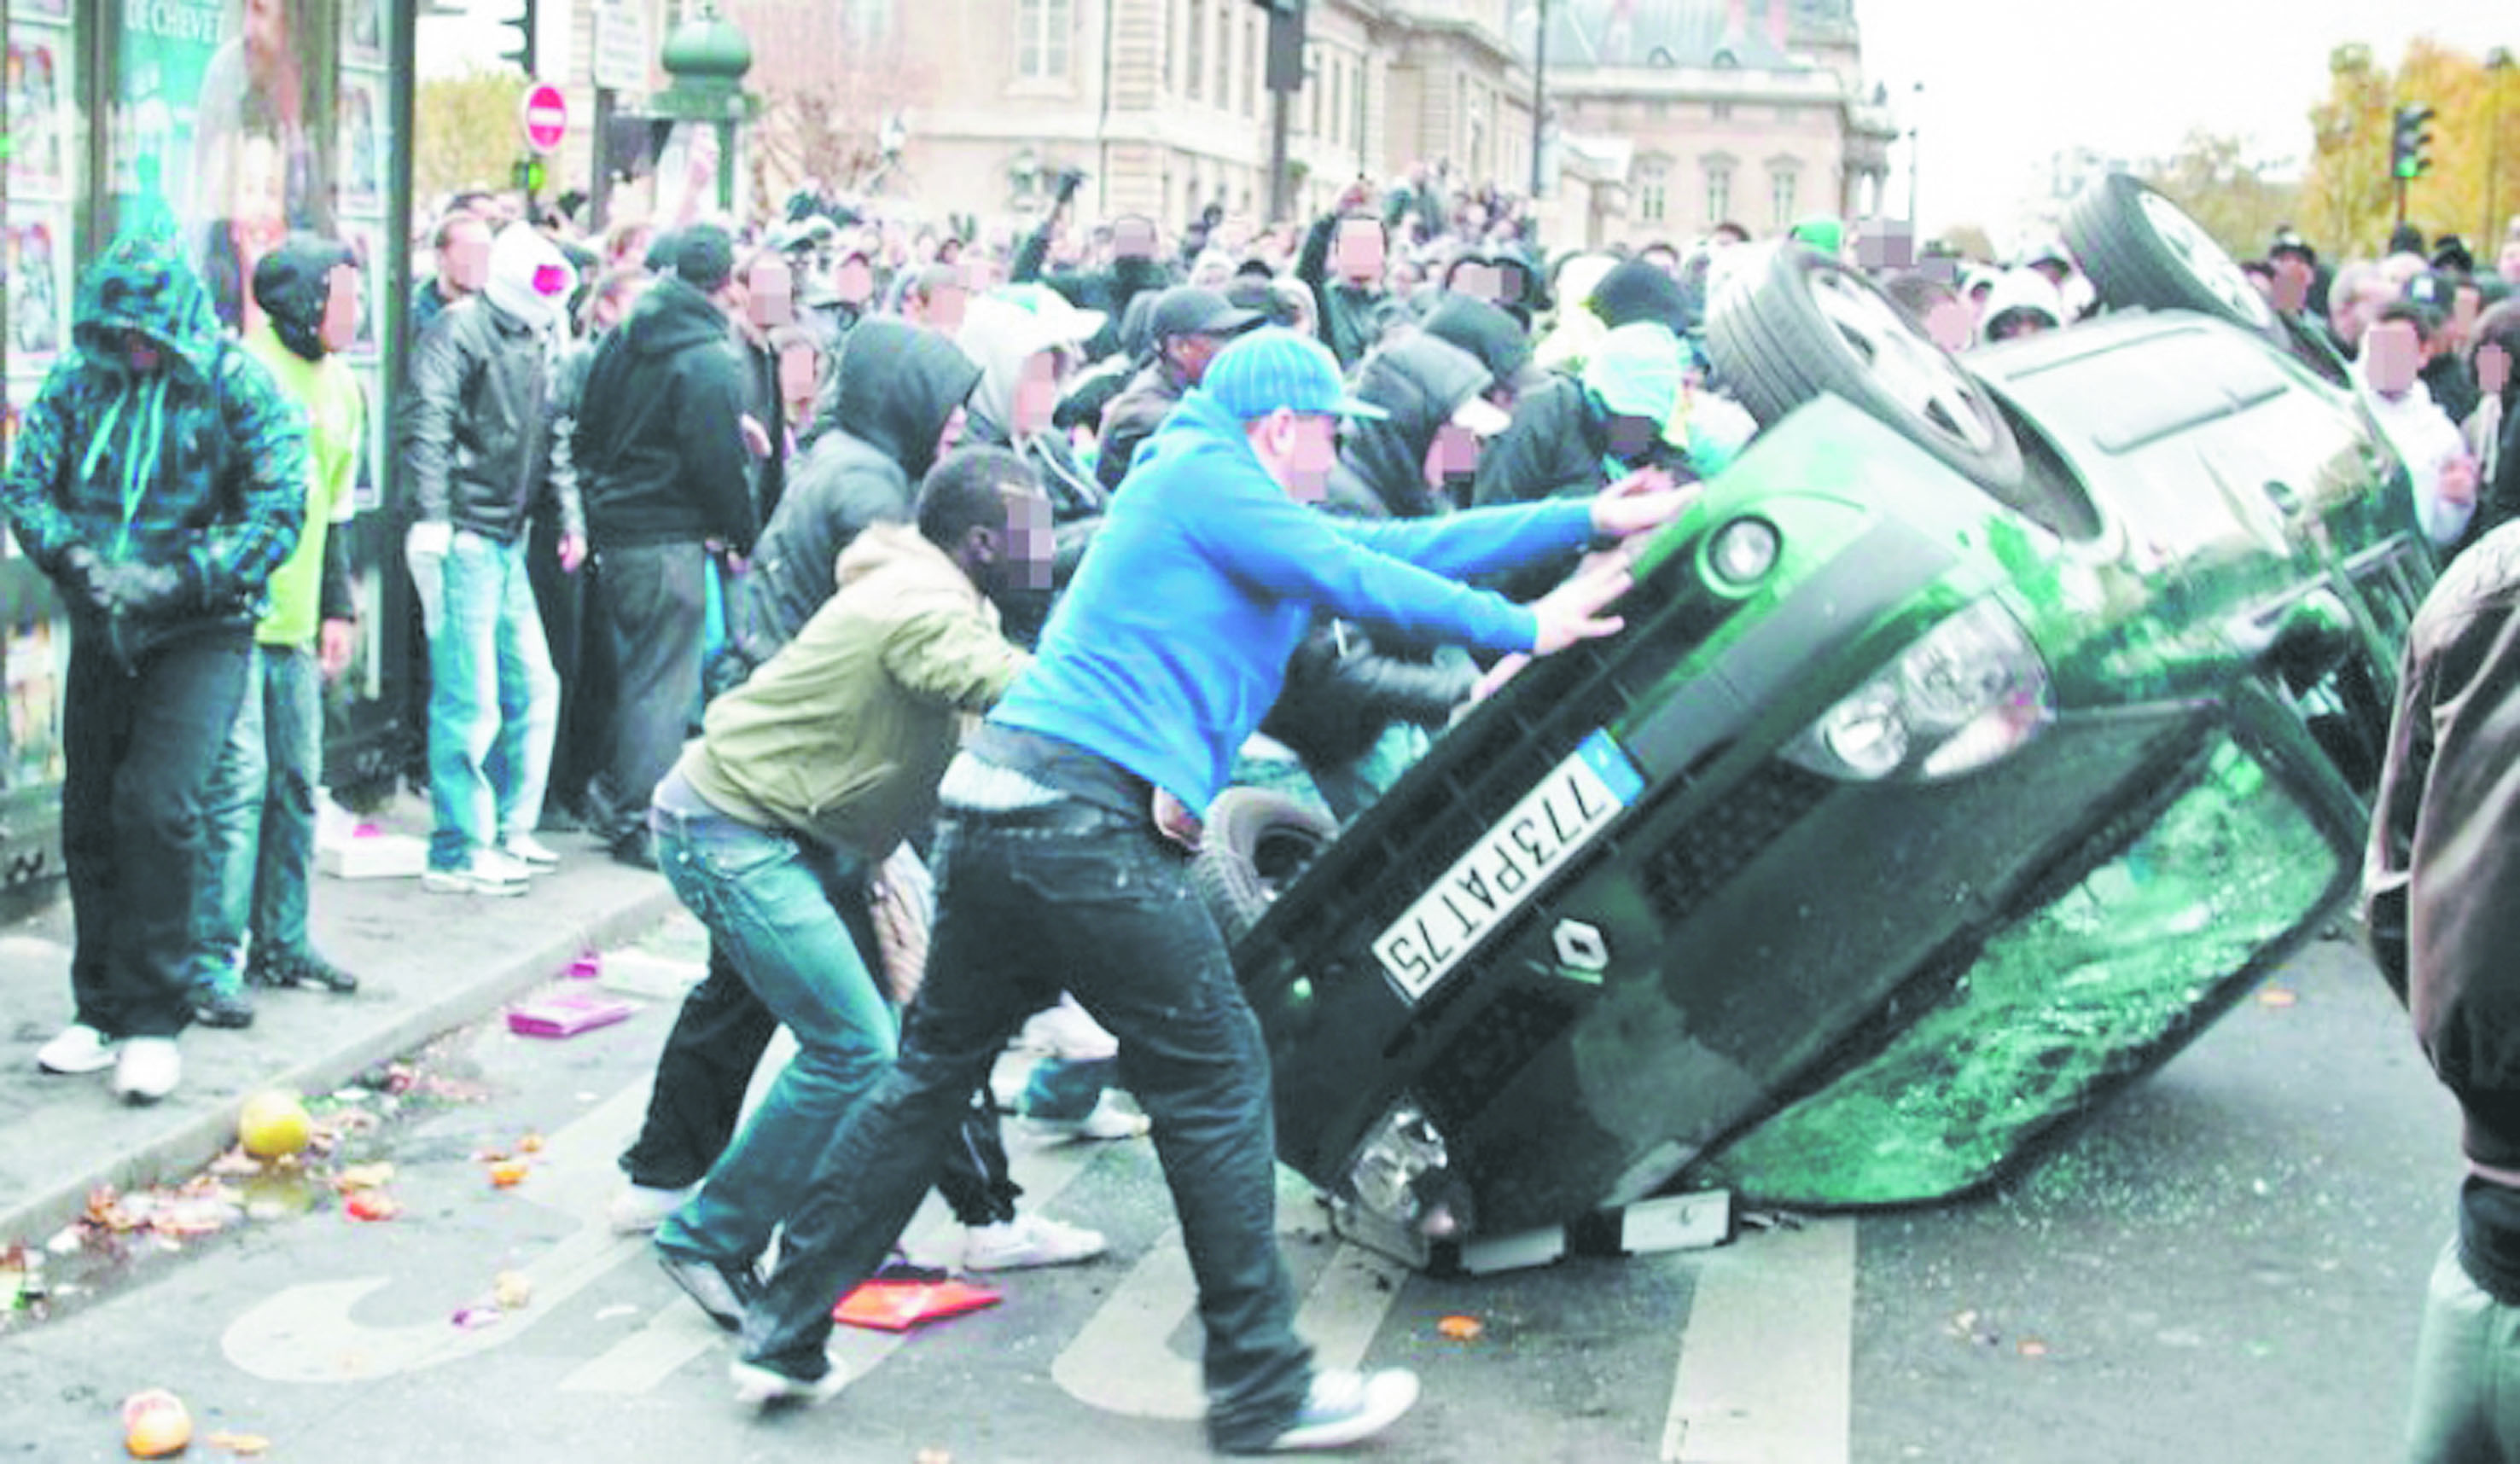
<box><xmin>742</xmin><ymin>798</ymin><xmax>1312</xmax><ymax>1450</ymax></box>
<box><xmin>61</xmin><ymin>624</ymin><xmax>253</xmax><ymax>1038</ymax></box>
<box><xmin>192</xmin><ymin>643</ymin><xmax>323</xmax><ymax>986</ymax></box>
<box><xmin>648</xmin><ymin>790</ymin><xmax>898</xmax><ymax>1268</ymax></box>
<box><xmin>422</xmin><ymin>530</ymin><xmax>557</xmax><ymax>869</ymax></box>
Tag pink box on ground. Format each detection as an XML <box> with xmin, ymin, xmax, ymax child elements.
<box><xmin>506</xmin><ymin>991</ymin><xmax>636</xmax><ymax>1038</ymax></box>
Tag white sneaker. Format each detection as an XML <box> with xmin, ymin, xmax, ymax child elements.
<box><xmin>729</xmin><ymin>1352</ymin><xmax>848</xmax><ymax>1408</ymax></box>
<box><xmin>501</xmin><ymin>834</ymin><xmax>562</xmax><ymax>869</ymax></box>
<box><xmin>962</xmin><ymin>1212</ymin><xmax>1108</xmax><ymax>1272</ymax></box>
<box><xmin>1263</xmin><ymin>1368</ymin><xmax>1422</xmax><ymax>1452</ymax></box>
<box><xmin>112</xmin><ymin>1037</ymin><xmax>182</xmax><ymax>1104</ymax></box>
<box><xmin>36</xmin><ymin>1023</ymin><xmax>115</xmax><ymax>1075</ymax></box>
<box><xmin>422</xmin><ymin>847</ymin><xmax>533</xmax><ymax>897</ymax></box>
<box><xmin>1021</xmin><ymin>1089</ymin><xmax>1151</xmax><ymax>1142</ymax></box>
<box><xmin>607</xmin><ymin>1182</ymin><xmax>698</xmax><ymax>1234</ymax></box>
<box><xmin>1020</xmin><ymin>996</ymin><xmax>1119</xmax><ymax>1060</ymax></box>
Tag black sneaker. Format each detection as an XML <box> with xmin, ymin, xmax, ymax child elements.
<box><xmin>610</xmin><ymin>830</ymin><xmax>660</xmax><ymax>872</ymax></box>
<box><xmin>192</xmin><ymin>985</ymin><xmax>256</xmax><ymax>1030</ymax></box>
<box><xmin>655</xmin><ymin>1244</ymin><xmax>763</xmax><ymax>1333</ymax></box>
<box><xmin>249</xmin><ymin>947</ymin><xmax>361</xmax><ymax>995</ymax></box>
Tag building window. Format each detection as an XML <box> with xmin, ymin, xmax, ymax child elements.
<box><xmin>1770</xmin><ymin>168</ymin><xmax>1799</xmax><ymax>229</ymax></box>
<box><xmin>1018</xmin><ymin>0</ymin><xmax>1072</xmax><ymax>79</ymax></box>
<box><xmin>1705</xmin><ymin>166</ymin><xmax>1733</xmax><ymax>226</ymax></box>
<box><xmin>1241</xmin><ymin>11</ymin><xmax>1258</xmax><ymax>119</ymax></box>
<box><xmin>1637</xmin><ymin>156</ymin><xmax>1670</xmax><ymax>224</ymax></box>
<box><xmin>1306</xmin><ymin>44</ymin><xmax>1320</xmax><ymax>135</ymax></box>
<box><xmin>1329</xmin><ymin>55</ymin><xmax>1342</xmax><ymax>147</ymax></box>
<box><xmin>1213</xmin><ymin>2</ymin><xmax>1230</xmax><ymax>109</ymax></box>
<box><xmin>1184</xmin><ymin>0</ymin><xmax>1202</xmax><ymax>99</ymax></box>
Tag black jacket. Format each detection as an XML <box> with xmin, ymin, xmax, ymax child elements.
<box><xmin>399</xmin><ymin>296</ymin><xmax>580</xmax><ymax>544</ymax></box>
<box><xmin>1420</xmin><ymin>295</ymin><xmax>1534</xmax><ymax>396</ymax></box>
<box><xmin>572</xmin><ymin>276</ymin><xmax>754</xmax><ymax>553</ymax></box>
<box><xmin>736</xmin><ymin>320</ymin><xmax>980</xmax><ymax>659</ymax></box>
<box><xmin>1472</xmin><ymin>373</ymin><xmax>1606</xmax><ymax>509</ymax></box>
<box><xmin>2367</xmin><ymin>520</ymin><xmax>2520</xmax><ymax>1172</ymax></box>
<box><xmin>1326</xmin><ymin>334</ymin><xmax>1493</xmax><ymax>521</ymax></box>
<box><xmin>1296</xmin><ymin>215</ymin><xmax>1394</xmax><ymax>370</ymax></box>
<box><xmin>1096</xmin><ymin>359</ymin><xmax>1188</xmax><ymax>493</ymax></box>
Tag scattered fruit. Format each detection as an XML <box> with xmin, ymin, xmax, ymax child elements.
<box><xmin>121</xmin><ymin>1389</ymin><xmax>192</xmax><ymax>1458</ymax></box>
<box><xmin>237</xmin><ymin>1091</ymin><xmax>312</xmax><ymax>1160</ymax></box>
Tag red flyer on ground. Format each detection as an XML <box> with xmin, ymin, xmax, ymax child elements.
<box><xmin>832</xmin><ymin>1277</ymin><xmax>1003</xmax><ymax>1332</ymax></box>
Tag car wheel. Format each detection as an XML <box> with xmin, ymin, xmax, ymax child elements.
<box><xmin>2063</xmin><ymin>173</ymin><xmax>2284</xmax><ymax>340</ymax></box>
<box><xmin>1194</xmin><ymin>788</ymin><xmax>1339</xmax><ymax>944</ymax></box>
<box><xmin>1706</xmin><ymin>241</ymin><xmax>2026</xmax><ymax>494</ymax></box>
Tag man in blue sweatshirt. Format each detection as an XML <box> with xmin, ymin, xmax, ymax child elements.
<box><xmin>729</xmin><ymin>328</ymin><xmax>1692</xmax><ymax>1451</ymax></box>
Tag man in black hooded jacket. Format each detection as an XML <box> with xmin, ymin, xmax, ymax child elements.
<box><xmin>573</xmin><ymin>225</ymin><xmax>755</xmax><ymax>865</ymax></box>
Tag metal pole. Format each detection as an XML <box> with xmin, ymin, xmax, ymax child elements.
<box><xmin>1528</xmin><ymin>0</ymin><xmax>1547</xmax><ymax>197</ymax></box>
<box><xmin>590</xmin><ymin>88</ymin><xmax>615</xmax><ymax>232</ymax></box>
<box><xmin>1906</xmin><ymin>83</ymin><xmax>1922</xmax><ymax>235</ymax></box>
<box><xmin>1269</xmin><ymin>88</ymin><xmax>1293</xmax><ymax>222</ymax></box>
<box><xmin>2490</xmin><ymin>52</ymin><xmax>2514</xmax><ymax>247</ymax></box>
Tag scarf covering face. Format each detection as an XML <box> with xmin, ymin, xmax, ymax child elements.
<box><xmin>252</xmin><ymin>232</ymin><xmax>357</xmax><ymax>362</ymax></box>
<box><xmin>481</xmin><ymin>224</ymin><xmax>578</xmax><ymax>334</ymax></box>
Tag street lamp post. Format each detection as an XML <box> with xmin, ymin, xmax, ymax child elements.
<box><xmin>1906</xmin><ymin>82</ymin><xmax>1923</xmax><ymax>235</ymax></box>
<box><xmin>1529</xmin><ymin>0</ymin><xmax>1548</xmax><ymax>198</ymax></box>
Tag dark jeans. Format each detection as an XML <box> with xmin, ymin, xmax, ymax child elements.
<box><xmin>528</xmin><ymin>508</ymin><xmax>614</xmax><ymax>824</ymax></box>
<box><xmin>742</xmin><ymin>799</ymin><xmax>1312</xmax><ymax>1449</ymax></box>
<box><xmin>589</xmin><ymin>542</ymin><xmax>706</xmax><ymax>845</ymax></box>
<box><xmin>62</xmin><ymin>625</ymin><xmax>253</xmax><ymax>1039</ymax></box>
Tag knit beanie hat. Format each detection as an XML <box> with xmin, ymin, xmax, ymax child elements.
<box><xmin>481</xmin><ymin>224</ymin><xmax>577</xmax><ymax>334</ymax></box>
<box><xmin>252</xmin><ymin>232</ymin><xmax>357</xmax><ymax>362</ymax></box>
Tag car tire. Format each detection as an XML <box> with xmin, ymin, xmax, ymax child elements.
<box><xmin>1195</xmin><ymin>788</ymin><xmax>1340</xmax><ymax>944</ymax></box>
<box><xmin>1705</xmin><ymin>241</ymin><xmax>2026</xmax><ymax>495</ymax></box>
<box><xmin>2063</xmin><ymin>173</ymin><xmax>2286</xmax><ymax>340</ymax></box>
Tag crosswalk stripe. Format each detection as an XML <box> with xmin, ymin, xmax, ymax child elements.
<box><xmin>1662</xmin><ymin>1217</ymin><xmax>1856</xmax><ymax>1464</ymax></box>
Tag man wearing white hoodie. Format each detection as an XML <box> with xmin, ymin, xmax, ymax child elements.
<box><xmin>2360</xmin><ymin>304</ymin><xmax>2480</xmax><ymax>551</ymax></box>
<box><xmin>398</xmin><ymin>223</ymin><xmax>585</xmax><ymax>894</ymax></box>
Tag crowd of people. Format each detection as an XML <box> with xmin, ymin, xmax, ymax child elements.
<box><xmin>17</xmin><ymin>147</ymin><xmax>2520</xmax><ymax>1452</ymax></box>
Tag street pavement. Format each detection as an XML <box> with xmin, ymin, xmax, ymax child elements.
<box><xmin>0</xmin><ymin>793</ymin><xmax>678</xmax><ymax>1252</ymax></box>
<box><xmin>0</xmin><ymin>810</ymin><xmax>2471</xmax><ymax>1461</ymax></box>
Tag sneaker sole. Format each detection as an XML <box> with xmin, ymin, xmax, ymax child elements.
<box><xmin>37</xmin><ymin>1055</ymin><xmax>116</xmax><ymax>1076</ymax></box>
<box><xmin>1265</xmin><ymin>1374</ymin><xmax>1422</xmax><ymax>1453</ymax></box>
<box><xmin>729</xmin><ymin>1358</ymin><xmax>847</xmax><ymax>1407</ymax></box>
<box><xmin>422</xmin><ymin>874</ymin><xmax>532</xmax><ymax>897</ymax></box>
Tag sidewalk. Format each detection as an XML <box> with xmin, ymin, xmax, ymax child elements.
<box><xmin>0</xmin><ymin>797</ymin><xmax>681</xmax><ymax>1249</ymax></box>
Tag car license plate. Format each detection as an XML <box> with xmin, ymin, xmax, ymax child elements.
<box><xmin>1373</xmin><ymin>730</ymin><xmax>1644</xmax><ymax>1002</ymax></box>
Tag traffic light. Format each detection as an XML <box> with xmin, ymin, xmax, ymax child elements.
<box><xmin>2391</xmin><ymin>102</ymin><xmax>2436</xmax><ymax>182</ymax></box>
<box><xmin>512</xmin><ymin>155</ymin><xmax>547</xmax><ymax>196</ymax></box>
<box><xmin>496</xmin><ymin>0</ymin><xmax>538</xmax><ymax>75</ymax></box>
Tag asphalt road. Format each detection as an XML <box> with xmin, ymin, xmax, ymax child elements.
<box><xmin>0</xmin><ymin>924</ymin><xmax>2457</xmax><ymax>1463</ymax></box>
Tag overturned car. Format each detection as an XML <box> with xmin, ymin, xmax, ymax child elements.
<box><xmin>1202</xmin><ymin>177</ymin><xmax>2429</xmax><ymax>1261</ymax></box>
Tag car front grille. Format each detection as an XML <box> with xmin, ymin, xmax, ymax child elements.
<box><xmin>1637</xmin><ymin>760</ymin><xmax>1834</xmax><ymax>925</ymax></box>
<box><xmin>1415</xmin><ymin>984</ymin><xmax>1585</xmax><ymax>1131</ymax></box>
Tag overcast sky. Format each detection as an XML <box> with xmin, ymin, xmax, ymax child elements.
<box><xmin>1854</xmin><ymin>0</ymin><xmax>2514</xmax><ymax>247</ymax></box>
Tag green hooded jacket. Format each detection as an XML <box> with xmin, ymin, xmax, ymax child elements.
<box><xmin>0</xmin><ymin>220</ymin><xmax>307</xmax><ymax>648</ymax></box>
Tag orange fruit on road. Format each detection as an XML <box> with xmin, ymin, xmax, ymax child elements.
<box><xmin>121</xmin><ymin>1388</ymin><xmax>192</xmax><ymax>1458</ymax></box>
<box><xmin>237</xmin><ymin>1090</ymin><xmax>311</xmax><ymax>1160</ymax></box>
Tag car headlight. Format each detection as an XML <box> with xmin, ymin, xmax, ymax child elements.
<box><xmin>1784</xmin><ymin>599</ymin><xmax>2054</xmax><ymax>782</ymax></box>
<box><xmin>1344</xmin><ymin>1101</ymin><xmax>1471</xmax><ymax>1240</ymax></box>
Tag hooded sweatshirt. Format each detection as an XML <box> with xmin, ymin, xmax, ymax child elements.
<box><xmin>242</xmin><ymin>234</ymin><xmax>363</xmax><ymax>647</ymax></box>
<box><xmin>990</xmin><ymin>387</ymin><xmax>1596</xmax><ymax>812</ymax></box>
<box><xmin>0</xmin><ymin>220</ymin><xmax>306</xmax><ymax>655</ymax></box>
<box><xmin>736</xmin><ymin>319</ymin><xmax>980</xmax><ymax>659</ymax></box>
<box><xmin>572</xmin><ymin>273</ymin><xmax>754</xmax><ymax>553</ymax></box>
<box><xmin>1325</xmin><ymin>334</ymin><xmax>1493</xmax><ymax>521</ymax></box>
<box><xmin>678</xmin><ymin>520</ymin><xmax>1028</xmax><ymax>857</ymax></box>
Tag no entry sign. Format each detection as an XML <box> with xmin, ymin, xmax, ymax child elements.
<box><xmin>521</xmin><ymin>84</ymin><xmax>568</xmax><ymax>154</ymax></box>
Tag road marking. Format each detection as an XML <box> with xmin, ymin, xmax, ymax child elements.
<box><xmin>1050</xmin><ymin>1189</ymin><xmax>1411</xmax><ymax>1420</ymax></box>
<box><xmin>560</xmin><ymin>1130</ymin><xmax>1106</xmax><ymax>1396</ymax></box>
<box><xmin>222</xmin><ymin>1083</ymin><xmax>649</xmax><ymax>1383</ymax></box>
<box><xmin>1662</xmin><ymin>1217</ymin><xmax>1856</xmax><ymax>1464</ymax></box>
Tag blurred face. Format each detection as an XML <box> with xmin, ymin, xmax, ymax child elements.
<box><xmin>834</xmin><ymin>257</ymin><xmax>875</xmax><ymax>307</ymax></box>
<box><xmin>2480</xmin><ymin>343</ymin><xmax>2511</xmax><ymax>398</ymax></box>
<box><xmin>319</xmin><ymin>263</ymin><xmax>360</xmax><ymax>352</ymax></box>
<box><xmin>936</xmin><ymin>404</ymin><xmax>968</xmax><ymax>457</ymax></box>
<box><xmin>992</xmin><ymin>487</ymin><xmax>1057</xmax><ymax>596</ymax></box>
<box><xmin>1167</xmin><ymin>331</ymin><xmax>1227</xmax><ymax>382</ymax></box>
<box><xmin>1422</xmin><ymin>421</ymin><xmax>1484</xmax><ymax>491</ymax></box>
<box><xmin>441</xmin><ymin>218</ymin><xmax>492</xmax><ymax>293</ymax></box>
<box><xmin>745</xmin><ymin>258</ymin><xmax>793</xmax><ymax>330</ymax></box>
<box><xmin>1011</xmin><ymin>350</ymin><xmax>1061</xmax><ymax>438</ymax></box>
<box><xmin>1252</xmin><ymin>410</ymin><xmax>1341</xmax><ymax>502</ymax></box>
<box><xmin>910</xmin><ymin>270</ymin><xmax>969</xmax><ymax>334</ymax></box>
<box><xmin>1602</xmin><ymin>414</ymin><xmax>1663</xmax><ymax>463</ymax></box>
<box><xmin>2501</xmin><ymin>239</ymin><xmax>2520</xmax><ymax>287</ymax></box>
<box><xmin>116</xmin><ymin>328</ymin><xmax>165</xmax><ymax>375</ymax></box>
<box><xmin>1111</xmin><ymin>217</ymin><xmax>1159</xmax><ymax>260</ymax></box>
<box><xmin>778</xmin><ymin>340</ymin><xmax>821</xmax><ymax>422</ymax></box>
<box><xmin>595</xmin><ymin>274</ymin><xmax>653</xmax><ymax>331</ymax></box>
<box><xmin>2366</xmin><ymin>320</ymin><xmax>2422</xmax><ymax>396</ymax></box>
<box><xmin>1332</xmin><ymin>219</ymin><xmax>1384</xmax><ymax>286</ymax></box>
<box><xmin>2273</xmin><ymin>252</ymin><xmax>2313</xmax><ymax>291</ymax></box>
